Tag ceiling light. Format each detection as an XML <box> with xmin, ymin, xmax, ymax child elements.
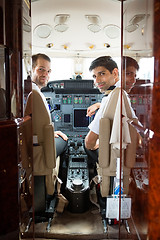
<box><xmin>54</xmin><ymin>24</ymin><xmax>69</xmax><ymax>32</ymax></box>
<box><xmin>104</xmin><ymin>43</ymin><xmax>110</xmax><ymax>48</ymax></box>
<box><xmin>34</xmin><ymin>24</ymin><xmax>52</xmax><ymax>38</ymax></box>
<box><xmin>85</xmin><ymin>15</ymin><xmax>101</xmax><ymax>25</ymax></box>
<box><xmin>89</xmin><ymin>45</ymin><xmax>95</xmax><ymax>50</ymax></box>
<box><xmin>54</xmin><ymin>14</ymin><xmax>70</xmax><ymax>24</ymax></box>
<box><xmin>63</xmin><ymin>44</ymin><xmax>68</xmax><ymax>50</ymax></box>
<box><xmin>104</xmin><ymin>24</ymin><xmax>120</xmax><ymax>39</ymax></box>
<box><xmin>125</xmin><ymin>24</ymin><xmax>139</xmax><ymax>33</ymax></box>
<box><xmin>46</xmin><ymin>43</ymin><xmax>54</xmax><ymax>48</ymax></box>
<box><xmin>124</xmin><ymin>44</ymin><xmax>131</xmax><ymax>50</ymax></box>
<box><xmin>88</xmin><ymin>24</ymin><xmax>101</xmax><ymax>33</ymax></box>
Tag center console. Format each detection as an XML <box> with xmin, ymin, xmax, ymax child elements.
<box><xmin>66</xmin><ymin>155</ymin><xmax>89</xmax><ymax>213</ymax></box>
<box><xmin>42</xmin><ymin>80</ymin><xmax>102</xmax><ymax>212</ymax></box>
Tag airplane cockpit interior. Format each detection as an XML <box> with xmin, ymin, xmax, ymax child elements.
<box><xmin>1</xmin><ymin>0</ymin><xmax>160</xmax><ymax>240</ymax></box>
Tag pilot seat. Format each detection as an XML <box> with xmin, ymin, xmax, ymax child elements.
<box><xmin>25</xmin><ymin>89</ymin><xmax>60</xmax><ymax>230</ymax></box>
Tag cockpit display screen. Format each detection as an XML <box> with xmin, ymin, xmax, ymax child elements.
<box><xmin>74</xmin><ymin>109</ymin><xmax>89</xmax><ymax>128</ymax></box>
<box><xmin>64</xmin><ymin>114</ymin><xmax>70</xmax><ymax>123</ymax></box>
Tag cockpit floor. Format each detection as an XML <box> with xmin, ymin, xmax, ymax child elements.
<box><xmin>22</xmin><ymin>205</ymin><xmax>136</xmax><ymax>239</ymax></box>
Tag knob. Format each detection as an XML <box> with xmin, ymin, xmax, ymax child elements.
<box><xmin>70</xmin><ymin>142</ymin><xmax>75</xmax><ymax>147</ymax></box>
<box><xmin>72</xmin><ymin>179</ymin><xmax>83</xmax><ymax>190</ymax></box>
<box><xmin>77</xmin><ymin>141</ymin><xmax>82</xmax><ymax>146</ymax></box>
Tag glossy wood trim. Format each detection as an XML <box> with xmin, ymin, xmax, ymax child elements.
<box><xmin>148</xmin><ymin>1</ymin><xmax>160</xmax><ymax>239</ymax></box>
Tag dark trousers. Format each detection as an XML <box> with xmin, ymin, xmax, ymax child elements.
<box><xmin>83</xmin><ymin>144</ymin><xmax>99</xmax><ymax>166</ymax></box>
<box><xmin>55</xmin><ymin>136</ymin><xmax>68</xmax><ymax>157</ymax></box>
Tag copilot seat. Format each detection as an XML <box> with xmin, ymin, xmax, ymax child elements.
<box><xmin>97</xmin><ymin>87</ymin><xmax>139</xmax><ymax>198</ymax></box>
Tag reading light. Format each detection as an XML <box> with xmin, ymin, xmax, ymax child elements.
<box><xmin>125</xmin><ymin>24</ymin><xmax>139</xmax><ymax>33</ymax></box>
<box><xmin>54</xmin><ymin>14</ymin><xmax>70</xmax><ymax>32</ymax></box>
<box><xmin>85</xmin><ymin>15</ymin><xmax>101</xmax><ymax>33</ymax></box>
<box><xmin>88</xmin><ymin>24</ymin><xmax>101</xmax><ymax>33</ymax></box>
<box><xmin>23</xmin><ymin>17</ymin><xmax>31</xmax><ymax>32</ymax></box>
<box><xmin>125</xmin><ymin>14</ymin><xmax>150</xmax><ymax>33</ymax></box>
<box><xmin>85</xmin><ymin>15</ymin><xmax>101</xmax><ymax>25</ymax></box>
<box><xmin>54</xmin><ymin>24</ymin><xmax>68</xmax><ymax>32</ymax></box>
<box><xmin>129</xmin><ymin>14</ymin><xmax>150</xmax><ymax>25</ymax></box>
<box><xmin>54</xmin><ymin>14</ymin><xmax>70</xmax><ymax>24</ymax></box>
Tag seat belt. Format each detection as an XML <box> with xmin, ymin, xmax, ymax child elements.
<box><xmin>89</xmin><ymin>175</ymin><xmax>102</xmax><ymax>212</ymax></box>
<box><xmin>56</xmin><ymin>177</ymin><xmax>69</xmax><ymax>213</ymax></box>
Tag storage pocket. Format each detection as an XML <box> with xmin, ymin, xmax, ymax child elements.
<box><xmin>33</xmin><ymin>145</ymin><xmax>45</xmax><ymax>174</ymax></box>
<box><xmin>109</xmin><ymin>146</ymin><xmax>120</xmax><ymax>172</ymax></box>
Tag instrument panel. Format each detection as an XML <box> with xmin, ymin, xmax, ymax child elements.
<box><xmin>42</xmin><ymin>80</ymin><xmax>103</xmax><ymax>137</ymax></box>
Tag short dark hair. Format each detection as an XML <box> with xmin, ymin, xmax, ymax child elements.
<box><xmin>89</xmin><ymin>56</ymin><xmax>118</xmax><ymax>73</ymax></box>
<box><xmin>123</xmin><ymin>56</ymin><xmax>139</xmax><ymax>71</ymax></box>
<box><xmin>32</xmin><ymin>53</ymin><xmax>51</xmax><ymax>69</ymax></box>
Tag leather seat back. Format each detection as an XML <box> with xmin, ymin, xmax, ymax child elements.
<box><xmin>25</xmin><ymin>89</ymin><xmax>58</xmax><ymax>195</ymax></box>
<box><xmin>98</xmin><ymin>88</ymin><xmax>138</xmax><ymax>197</ymax></box>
